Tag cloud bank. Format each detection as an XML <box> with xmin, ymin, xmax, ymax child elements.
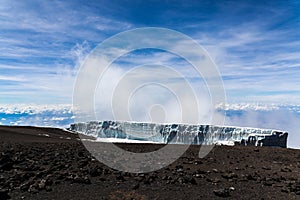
<box><xmin>1</xmin><ymin>103</ymin><xmax>299</xmax><ymax>149</ymax></box>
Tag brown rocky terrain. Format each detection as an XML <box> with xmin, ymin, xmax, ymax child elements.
<box><xmin>0</xmin><ymin>125</ymin><xmax>300</xmax><ymax>199</ymax></box>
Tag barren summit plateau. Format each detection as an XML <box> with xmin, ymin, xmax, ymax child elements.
<box><xmin>0</xmin><ymin>125</ymin><xmax>299</xmax><ymax>199</ymax></box>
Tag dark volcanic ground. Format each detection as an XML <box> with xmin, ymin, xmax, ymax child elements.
<box><xmin>0</xmin><ymin>126</ymin><xmax>300</xmax><ymax>200</ymax></box>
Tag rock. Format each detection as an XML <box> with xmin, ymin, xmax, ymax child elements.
<box><xmin>222</xmin><ymin>172</ymin><xmax>238</xmax><ymax>179</ymax></box>
<box><xmin>281</xmin><ymin>167</ymin><xmax>292</xmax><ymax>172</ymax></box>
<box><xmin>28</xmin><ymin>184</ymin><xmax>38</xmax><ymax>193</ymax></box>
<box><xmin>0</xmin><ymin>174</ymin><xmax>4</xmax><ymax>182</ymax></box>
<box><xmin>77</xmin><ymin>151</ymin><xmax>84</xmax><ymax>157</ymax></box>
<box><xmin>132</xmin><ymin>183</ymin><xmax>139</xmax><ymax>190</ymax></box>
<box><xmin>196</xmin><ymin>169</ymin><xmax>207</xmax><ymax>174</ymax></box>
<box><xmin>38</xmin><ymin>179</ymin><xmax>46</xmax><ymax>190</ymax></box>
<box><xmin>273</xmin><ymin>183</ymin><xmax>284</xmax><ymax>188</ymax></box>
<box><xmin>264</xmin><ymin>181</ymin><xmax>273</xmax><ymax>186</ymax></box>
<box><xmin>212</xmin><ymin>178</ymin><xmax>221</xmax><ymax>184</ymax></box>
<box><xmin>99</xmin><ymin>177</ymin><xmax>106</xmax><ymax>181</ymax></box>
<box><xmin>35</xmin><ymin>171</ymin><xmax>44</xmax><ymax>178</ymax></box>
<box><xmin>281</xmin><ymin>188</ymin><xmax>289</xmax><ymax>193</ymax></box>
<box><xmin>193</xmin><ymin>160</ymin><xmax>203</xmax><ymax>165</ymax></box>
<box><xmin>177</xmin><ymin>177</ymin><xmax>185</xmax><ymax>184</ymax></box>
<box><xmin>89</xmin><ymin>166</ymin><xmax>102</xmax><ymax>177</ymax></box>
<box><xmin>177</xmin><ymin>175</ymin><xmax>197</xmax><ymax>185</ymax></box>
<box><xmin>206</xmin><ymin>178</ymin><xmax>213</xmax><ymax>182</ymax></box>
<box><xmin>175</xmin><ymin>165</ymin><xmax>183</xmax><ymax>170</ymax></box>
<box><xmin>189</xmin><ymin>177</ymin><xmax>197</xmax><ymax>185</ymax></box>
<box><xmin>116</xmin><ymin>175</ymin><xmax>125</xmax><ymax>181</ymax></box>
<box><xmin>0</xmin><ymin>189</ymin><xmax>10</xmax><ymax>199</ymax></box>
<box><xmin>296</xmin><ymin>181</ymin><xmax>300</xmax><ymax>189</ymax></box>
<box><xmin>213</xmin><ymin>188</ymin><xmax>230</xmax><ymax>197</ymax></box>
<box><xmin>0</xmin><ymin>153</ymin><xmax>12</xmax><ymax>164</ymax></box>
<box><xmin>176</xmin><ymin>168</ymin><xmax>183</xmax><ymax>172</ymax></box>
<box><xmin>194</xmin><ymin>173</ymin><xmax>205</xmax><ymax>178</ymax></box>
<box><xmin>262</xmin><ymin>166</ymin><xmax>271</xmax><ymax>170</ymax></box>
<box><xmin>280</xmin><ymin>176</ymin><xmax>286</xmax><ymax>181</ymax></box>
<box><xmin>20</xmin><ymin>182</ymin><xmax>30</xmax><ymax>191</ymax></box>
<box><xmin>73</xmin><ymin>174</ymin><xmax>91</xmax><ymax>184</ymax></box>
<box><xmin>247</xmin><ymin>174</ymin><xmax>257</xmax><ymax>181</ymax></box>
<box><xmin>45</xmin><ymin>186</ymin><xmax>52</xmax><ymax>192</ymax></box>
<box><xmin>0</xmin><ymin>161</ymin><xmax>13</xmax><ymax>171</ymax></box>
<box><xmin>143</xmin><ymin>178</ymin><xmax>150</xmax><ymax>185</ymax></box>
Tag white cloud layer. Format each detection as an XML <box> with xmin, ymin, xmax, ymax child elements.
<box><xmin>0</xmin><ymin>103</ymin><xmax>299</xmax><ymax>148</ymax></box>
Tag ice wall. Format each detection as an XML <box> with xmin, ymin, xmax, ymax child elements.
<box><xmin>69</xmin><ymin>121</ymin><xmax>287</xmax><ymax>147</ymax></box>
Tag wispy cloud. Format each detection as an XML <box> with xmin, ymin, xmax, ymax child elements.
<box><xmin>1</xmin><ymin>0</ymin><xmax>299</xmax><ymax>105</ymax></box>
<box><xmin>0</xmin><ymin>1</ymin><xmax>133</xmax><ymax>104</ymax></box>
<box><xmin>193</xmin><ymin>9</ymin><xmax>300</xmax><ymax>103</ymax></box>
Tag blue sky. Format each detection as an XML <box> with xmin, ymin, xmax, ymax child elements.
<box><xmin>1</xmin><ymin>0</ymin><xmax>300</xmax><ymax>104</ymax></box>
<box><xmin>1</xmin><ymin>0</ymin><xmax>300</xmax><ymax>148</ymax></box>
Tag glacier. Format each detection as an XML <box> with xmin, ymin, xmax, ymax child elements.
<box><xmin>69</xmin><ymin>121</ymin><xmax>288</xmax><ymax>147</ymax></box>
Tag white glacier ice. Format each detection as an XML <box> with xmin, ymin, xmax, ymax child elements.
<box><xmin>69</xmin><ymin>121</ymin><xmax>288</xmax><ymax>147</ymax></box>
